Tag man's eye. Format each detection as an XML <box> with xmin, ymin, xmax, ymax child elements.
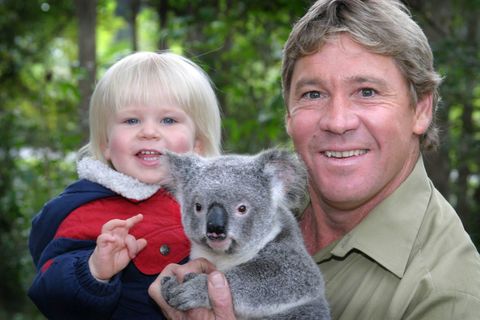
<box><xmin>302</xmin><ymin>91</ymin><xmax>322</xmax><ymax>99</ymax></box>
<box><xmin>360</xmin><ymin>88</ymin><xmax>376</xmax><ymax>97</ymax></box>
<box><xmin>161</xmin><ymin>117</ymin><xmax>177</xmax><ymax>125</ymax></box>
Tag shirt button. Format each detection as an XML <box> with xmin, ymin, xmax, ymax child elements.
<box><xmin>160</xmin><ymin>244</ymin><xmax>170</xmax><ymax>256</ymax></box>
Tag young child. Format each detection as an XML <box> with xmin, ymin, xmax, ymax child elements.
<box><xmin>28</xmin><ymin>51</ymin><xmax>222</xmax><ymax>319</ymax></box>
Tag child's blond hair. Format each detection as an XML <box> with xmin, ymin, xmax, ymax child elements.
<box><xmin>78</xmin><ymin>51</ymin><xmax>222</xmax><ymax>162</ymax></box>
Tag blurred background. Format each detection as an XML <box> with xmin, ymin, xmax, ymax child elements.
<box><xmin>1</xmin><ymin>0</ymin><xmax>479</xmax><ymax>318</ymax></box>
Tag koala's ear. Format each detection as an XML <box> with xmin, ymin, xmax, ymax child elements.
<box><xmin>256</xmin><ymin>149</ymin><xmax>309</xmax><ymax>216</ymax></box>
<box><xmin>160</xmin><ymin>151</ymin><xmax>201</xmax><ymax>192</ymax></box>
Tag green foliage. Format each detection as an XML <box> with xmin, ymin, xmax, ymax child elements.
<box><xmin>155</xmin><ymin>1</ymin><xmax>310</xmax><ymax>152</ymax></box>
<box><xmin>1</xmin><ymin>0</ymin><xmax>479</xmax><ymax>318</ymax></box>
<box><xmin>420</xmin><ymin>1</ymin><xmax>480</xmax><ymax>244</ymax></box>
<box><xmin>0</xmin><ymin>1</ymin><xmax>77</xmax><ymax>317</ymax></box>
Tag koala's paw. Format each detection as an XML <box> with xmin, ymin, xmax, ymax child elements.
<box><xmin>160</xmin><ymin>273</ymin><xmax>211</xmax><ymax>311</ymax></box>
<box><xmin>160</xmin><ymin>276</ymin><xmax>179</xmax><ymax>304</ymax></box>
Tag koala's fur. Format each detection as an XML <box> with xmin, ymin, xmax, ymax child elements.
<box><xmin>160</xmin><ymin>149</ymin><xmax>330</xmax><ymax>320</ymax></box>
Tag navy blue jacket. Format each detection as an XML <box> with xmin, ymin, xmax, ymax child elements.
<box><xmin>28</xmin><ymin>179</ymin><xmax>189</xmax><ymax>319</ymax></box>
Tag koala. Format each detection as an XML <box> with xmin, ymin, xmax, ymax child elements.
<box><xmin>160</xmin><ymin>149</ymin><xmax>330</xmax><ymax>320</ymax></box>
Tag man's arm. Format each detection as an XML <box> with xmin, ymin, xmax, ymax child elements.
<box><xmin>405</xmin><ymin>290</ymin><xmax>480</xmax><ymax>320</ymax></box>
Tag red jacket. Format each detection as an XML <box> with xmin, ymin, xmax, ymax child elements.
<box><xmin>28</xmin><ymin>158</ymin><xmax>190</xmax><ymax>319</ymax></box>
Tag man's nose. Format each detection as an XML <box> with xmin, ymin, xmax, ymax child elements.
<box><xmin>319</xmin><ymin>95</ymin><xmax>359</xmax><ymax>134</ymax></box>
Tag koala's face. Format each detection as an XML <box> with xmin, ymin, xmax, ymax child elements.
<box><xmin>181</xmin><ymin>157</ymin><xmax>276</xmax><ymax>254</ymax></box>
<box><xmin>164</xmin><ymin>149</ymin><xmax>307</xmax><ymax>256</ymax></box>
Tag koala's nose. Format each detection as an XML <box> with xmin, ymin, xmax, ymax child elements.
<box><xmin>206</xmin><ymin>204</ymin><xmax>228</xmax><ymax>240</ymax></box>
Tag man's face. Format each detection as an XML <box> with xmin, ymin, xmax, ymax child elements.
<box><xmin>286</xmin><ymin>34</ymin><xmax>432</xmax><ymax>211</ymax></box>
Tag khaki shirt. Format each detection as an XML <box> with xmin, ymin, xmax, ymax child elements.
<box><xmin>313</xmin><ymin>158</ymin><xmax>480</xmax><ymax>320</ymax></box>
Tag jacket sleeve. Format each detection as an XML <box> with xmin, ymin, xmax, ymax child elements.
<box><xmin>28</xmin><ymin>243</ymin><xmax>122</xmax><ymax>320</ymax></box>
<box><xmin>28</xmin><ymin>180</ymin><xmax>121</xmax><ymax>320</ymax></box>
<box><xmin>29</xmin><ymin>179</ymin><xmax>115</xmax><ymax>266</ymax></box>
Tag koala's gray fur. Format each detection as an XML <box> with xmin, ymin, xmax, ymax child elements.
<box><xmin>160</xmin><ymin>149</ymin><xmax>330</xmax><ymax>320</ymax></box>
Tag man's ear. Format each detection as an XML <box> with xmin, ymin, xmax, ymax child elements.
<box><xmin>285</xmin><ymin>112</ymin><xmax>293</xmax><ymax>137</ymax></box>
<box><xmin>413</xmin><ymin>92</ymin><xmax>433</xmax><ymax>135</ymax></box>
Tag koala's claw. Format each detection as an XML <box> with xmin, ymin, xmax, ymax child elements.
<box><xmin>161</xmin><ymin>276</ymin><xmax>173</xmax><ymax>286</ymax></box>
<box><xmin>160</xmin><ymin>273</ymin><xmax>211</xmax><ymax>311</ymax></box>
<box><xmin>183</xmin><ymin>272</ymin><xmax>199</xmax><ymax>282</ymax></box>
<box><xmin>160</xmin><ymin>276</ymin><xmax>179</xmax><ymax>305</ymax></box>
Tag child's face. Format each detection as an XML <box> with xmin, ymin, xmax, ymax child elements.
<box><xmin>103</xmin><ymin>103</ymin><xmax>202</xmax><ymax>184</ymax></box>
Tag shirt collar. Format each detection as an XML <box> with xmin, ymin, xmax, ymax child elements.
<box><xmin>316</xmin><ymin>157</ymin><xmax>432</xmax><ymax>278</ymax></box>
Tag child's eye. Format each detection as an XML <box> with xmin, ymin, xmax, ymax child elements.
<box><xmin>125</xmin><ymin>118</ymin><xmax>139</xmax><ymax>125</ymax></box>
<box><xmin>161</xmin><ymin>117</ymin><xmax>177</xmax><ymax>125</ymax></box>
<box><xmin>360</xmin><ymin>88</ymin><xmax>376</xmax><ymax>97</ymax></box>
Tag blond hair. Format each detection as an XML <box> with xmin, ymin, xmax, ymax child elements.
<box><xmin>78</xmin><ymin>51</ymin><xmax>222</xmax><ymax>162</ymax></box>
<box><xmin>282</xmin><ymin>0</ymin><xmax>443</xmax><ymax>150</ymax></box>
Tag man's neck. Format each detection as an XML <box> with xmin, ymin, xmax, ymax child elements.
<box><xmin>300</xmin><ymin>194</ymin><xmax>377</xmax><ymax>255</ymax></box>
<box><xmin>300</xmin><ymin>154</ymin><xmax>421</xmax><ymax>255</ymax></box>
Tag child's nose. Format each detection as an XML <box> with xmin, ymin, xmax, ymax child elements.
<box><xmin>139</xmin><ymin>121</ymin><xmax>161</xmax><ymax>139</ymax></box>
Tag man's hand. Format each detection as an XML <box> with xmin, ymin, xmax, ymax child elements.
<box><xmin>89</xmin><ymin>214</ymin><xmax>147</xmax><ymax>281</ymax></box>
<box><xmin>148</xmin><ymin>258</ymin><xmax>236</xmax><ymax>320</ymax></box>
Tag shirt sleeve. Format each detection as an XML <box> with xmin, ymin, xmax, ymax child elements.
<box><xmin>404</xmin><ymin>289</ymin><xmax>480</xmax><ymax>320</ymax></box>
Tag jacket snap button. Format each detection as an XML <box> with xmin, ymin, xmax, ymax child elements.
<box><xmin>160</xmin><ymin>244</ymin><xmax>170</xmax><ymax>256</ymax></box>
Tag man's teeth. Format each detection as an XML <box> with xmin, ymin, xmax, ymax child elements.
<box><xmin>324</xmin><ymin>150</ymin><xmax>367</xmax><ymax>158</ymax></box>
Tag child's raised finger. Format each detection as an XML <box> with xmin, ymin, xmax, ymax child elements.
<box><xmin>101</xmin><ymin>214</ymin><xmax>143</xmax><ymax>233</ymax></box>
<box><xmin>101</xmin><ymin>218</ymin><xmax>128</xmax><ymax>233</ymax></box>
<box><xmin>125</xmin><ymin>213</ymin><xmax>144</xmax><ymax>229</ymax></box>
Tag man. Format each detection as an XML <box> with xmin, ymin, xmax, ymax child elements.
<box><xmin>150</xmin><ymin>0</ymin><xmax>480</xmax><ymax>319</ymax></box>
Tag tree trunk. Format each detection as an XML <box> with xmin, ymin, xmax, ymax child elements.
<box><xmin>156</xmin><ymin>0</ymin><xmax>169</xmax><ymax>50</ymax></box>
<box><xmin>129</xmin><ymin>0</ymin><xmax>141</xmax><ymax>51</ymax></box>
<box><xmin>74</xmin><ymin>0</ymin><xmax>97</xmax><ymax>144</ymax></box>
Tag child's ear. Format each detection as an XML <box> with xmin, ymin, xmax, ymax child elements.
<box><xmin>193</xmin><ymin>137</ymin><xmax>204</xmax><ymax>155</ymax></box>
<box><xmin>102</xmin><ymin>143</ymin><xmax>111</xmax><ymax>161</ymax></box>
<box><xmin>413</xmin><ymin>92</ymin><xmax>433</xmax><ymax>135</ymax></box>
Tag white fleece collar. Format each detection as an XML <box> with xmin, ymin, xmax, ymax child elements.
<box><xmin>77</xmin><ymin>157</ymin><xmax>162</xmax><ymax>200</ymax></box>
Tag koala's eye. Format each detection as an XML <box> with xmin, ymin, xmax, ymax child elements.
<box><xmin>195</xmin><ymin>203</ymin><xmax>202</xmax><ymax>212</ymax></box>
<box><xmin>237</xmin><ymin>205</ymin><xmax>247</xmax><ymax>214</ymax></box>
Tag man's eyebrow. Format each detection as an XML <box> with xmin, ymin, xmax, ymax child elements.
<box><xmin>291</xmin><ymin>75</ymin><xmax>390</xmax><ymax>95</ymax></box>
<box><xmin>292</xmin><ymin>78</ymin><xmax>323</xmax><ymax>93</ymax></box>
<box><xmin>347</xmin><ymin>75</ymin><xmax>389</xmax><ymax>88</ymax></box>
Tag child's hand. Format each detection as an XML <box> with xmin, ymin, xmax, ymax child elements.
<box><xmin>88</xmin><ymin>214</ymin><xmax>147</xmax><ymax>282</ymax></box>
